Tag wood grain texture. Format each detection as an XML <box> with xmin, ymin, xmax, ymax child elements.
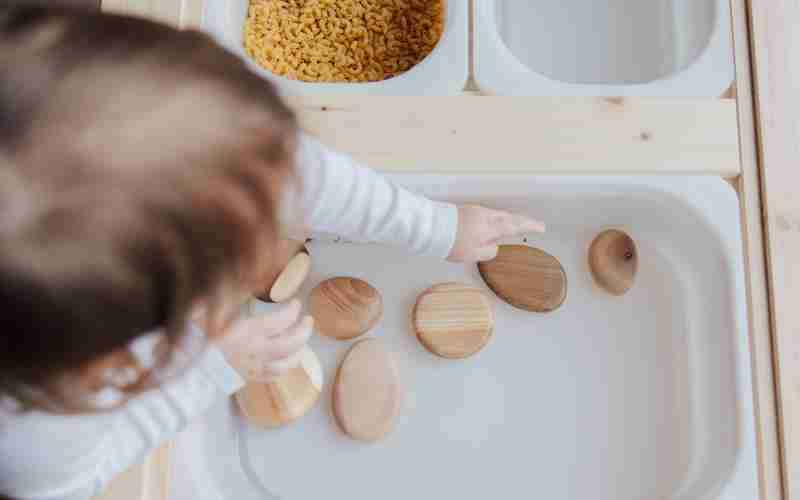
<box><xmin>729</xmin><ymin>0</ymin><xmax>784</xmax><ymax>498</ymax></box>
<box><xmin>749</xmin><ymin>0</ymin><xmax>800</xmax><ymax>496</ymax></box>
<box><xmin>413</xmin><ymin>283</ymin><xmax>494</xmax><ymax>359</ymax></box>
<box><xmin>235</xmin><ymin>348</ymin><xmax>323</xmax><ymax>428</ymax></box>
<box><xmin>588</xmin><ymin>230</ymin><xmax>637</xmax><ymax>296</ymax></box>
<box><xmin>478</xmin><ymin>245</ymin><xmax>567</xmax><ymax>312</ymax></box>
<box><xmin>332</xmin><ymin>338</ymin><xmax>402</xmax><ymax>442</ymax></box>
<box><xmin>309</xmin><ymin>277</ymin><xmax>382</xmax><ymax>340</ymax></box>
<box><xmin>289</xmin><ymin>96</ymin><xmax>740</xmax><ymax>176</ymax></box>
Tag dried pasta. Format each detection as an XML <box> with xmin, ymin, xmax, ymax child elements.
<box><xmin>243</xmin><ymin>0</ymin><xmax>445</xmax><ymax>83</ymax></box>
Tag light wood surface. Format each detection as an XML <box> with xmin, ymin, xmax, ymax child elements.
<box><xmin>588</xmin><ymin>230</ymin><xmax>637</xmax><ymax>296</ymax></box>
<box><xmin>93</xmin><ymin>444</ymin><xmax>170</xmax><ymax>500</ymax></box>
<box><xmin>748</xmin><ymin>0</ymin><xmax>800</xmax><ymax>497</ymax></box>
<box><xmin>235</xmin><ymin>347</ymin><xmax>323</xmax><ymax>427</ymax></box>
<box><xmin>728</xmin><ymin>0</ymin><xmax>784</xmax><ymax>497</ymax></box>
<box><xmin>99</xmin><ymin>0</ymin><xmax>741</xmax><ymax>177</ymax></box>
<box><xmin>413</xmin><ymin>283</ymin><xmax>494</xmax><ymax>359</ymax></box>
<box><xmin>101</xmin><ymin>0</ymin><xmax>202</xmax><ymax>28</ymax></box>
<box><xmin>478</xmin><ymin>245</ymin><xmax>567</xmax><ymax>312</ymax></box>
<box><xmin>265</xmin><ymin>251</ymin><xmax>311</xmax><ymax>303</ymax></box>
<box><xmin>290</xmin><ymin>96</ymin><xmax>740</xmax><ymax>176</ymax></box>
<box><xmin>309</xmin><ymin>277</ymin><xmax>383</xmax><ymax>340</ymax></box>
<box><xmin>95</xmin><ymin>1</ymin><xmax>782</xmax><ymax>499</ymax></box>
<box><xmin>332</xmin><ymin>338</ymin><xmax>402</xmax><ymax>442</ymax></box>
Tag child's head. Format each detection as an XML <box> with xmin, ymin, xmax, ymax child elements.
<box><xmin>0</xmin><ymin>5</ymin><xmax>298</xmax><ymax>411</ymax></box>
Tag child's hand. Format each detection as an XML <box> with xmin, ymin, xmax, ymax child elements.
<box><xmin>215</xmin><ymin>300</ymin><xmax>313</xmax><ymax>382</ymax></box>
<box><xmin>448</xmin><ymin>205</ymin><xmax>546</xmax><ymax>263</ymax></box>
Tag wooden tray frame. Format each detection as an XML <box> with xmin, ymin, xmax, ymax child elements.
<box><xmin>96</xmin><ymin>0</ymin><xmax>787</xmax><ymax>498</ymax></box>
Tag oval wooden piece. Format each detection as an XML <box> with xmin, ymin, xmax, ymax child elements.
<box><xmin>332</xmin><ymin>339</ymin><xmax>402</xmax><ymax>442</ymax></box>
<box><xmin>268</xmin><ymin>251</ymin><xmax>311</xmax><ymax>303</ymax></box>
<box><xmin>412</xmin><ymin>283</ymin><xmax>494</xmax><ymax>359</ymax></box>
<box><xmin>309</xmin><ymin>277</ymin><xmax>383</xmax><ymax>340</ymax></box>
<box><xmin>588</xmin><ymin>229</ymin><xmax>637</xmax><ymax>296</ymax></box>
<box><xmin>235</xmin><ymin>347</ymin><xmax>323</xmax><ymax>428</ymax></box>
<box><xmin>478</xmin><ymin>245</ymin><xmax>567</xmax><ymax>313</ymax></box>
<box><xmin>255</xmin><ymin>240</ymin><xmax>311</xmax><ymax>303</ymax></box>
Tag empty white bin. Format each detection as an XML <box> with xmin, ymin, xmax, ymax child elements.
<box><xmin>474</xmin><ymin>0</ymin><xmax>734</xmax><ymax>96</ymax></box>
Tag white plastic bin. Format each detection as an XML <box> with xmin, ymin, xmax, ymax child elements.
<box><xmin>168</xmin><ymin>176</ymin><xmax>758</xmax><ymax>500</ymax></box>
<box><xmin>474</xmin><ymin>0</ymin><xmax>734</xmax><ymax>96</ymax></box>
<box><xmin>202</xmin><ymin>0</ymin><xmax>469</xmax><ymax>96</ymax></box>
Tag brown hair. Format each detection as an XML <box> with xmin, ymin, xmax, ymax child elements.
<box><xmin>0</xmin><ymin>4</ymin><xmax>298</xmax><ymax>411</ymax></box>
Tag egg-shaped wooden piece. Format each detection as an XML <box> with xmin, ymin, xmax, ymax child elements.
<box><xmin>588</xmin><ymin>229</ymin><xmax>637</xmax><ymax>296</ymax></box>
<box><xmin>478</xmin><ymin>245</ymin><xmax>567</xmax><ymax>313</ymax></box>
<box><xmin>255</xmin><ymin>239</ymin><xmax>311</xmax><ymax>303</ymax></box>
<box><xmin>309</xmin><ymin>277</ymin><xmax>383</xmax><ymax>340</ymax></box>
<box><xmin>332</xmin><ymin>339</ymin><xmax>402</xmax><ymax>442</ymax></box>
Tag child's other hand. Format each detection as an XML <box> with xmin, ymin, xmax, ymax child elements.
<box><xmin>448</xmin><ymin>205</ymin><xmax>546</xmax><ymax>263</ymax></box>
<box><xmin>216</xmin><ymin>300</ymin><xmax>313</xmax><ymax>382</ymax></box>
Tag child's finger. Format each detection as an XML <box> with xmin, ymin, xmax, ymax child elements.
<box><xmin>221</xmin><ymin>300</ymin><xmax>301</xmax><ymax>345</ymax></box>
<box><xmin>263</xmin><ymin>348</ymin><xmax>306</xmax><ymax>378</ymax></box>
<box><xmin>487</xmin><ymin>211</ymin><xmax>546</xmax><ymax>243</ymax></box>
<box><xmin>261</xmin><ymin>300</ymin><xmax>303</xmax><ymax>337</ymax></box>
<box><xmin>262</xmin><ymin>315</ymin><xmax>313</xmax><ymax>361</ymax></box>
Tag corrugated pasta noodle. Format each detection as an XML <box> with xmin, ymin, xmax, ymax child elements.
<box><xmin>243</xmin><ymin>0</ymin><xmax>445</xmax><ymax>82</ymax></box>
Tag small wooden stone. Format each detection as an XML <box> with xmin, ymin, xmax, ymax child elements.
<box><xmin>235</xmin><ymin>347</ymin><xmax>323</xmax><ymax>427</ymax></box>
<box><xmin>478</xmin><ymin>245</ymin><xmax>567</xmax><ymax>313</ymax></box>
<box><xmin>413</xmin><ymin>283</ymin><xmax>494</xmax><ymax>359</ymax></box>
<box><xmin>588</xmin><ymin>229</ymin><xmax>637</xmax><ymax>296</ymax></box>
<box><xmin>255</xmin><ymin>240</ymin><xmax>311</xmax><ymax>303</ymax></box>
<box><xmin>332</xmin><ymin>339</ymin><xmax>402</xmax><ymax>442</ymax></box>
<box><xmin>309</xmin><ymin>277</ymin><xmax>383</xmax><ymax>341</ymax></box>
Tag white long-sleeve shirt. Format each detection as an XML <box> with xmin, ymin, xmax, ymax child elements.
<box><xmin>0</xmin><ymin>135</ymin><xmax>458</xmax><ymax>500</ymax></box>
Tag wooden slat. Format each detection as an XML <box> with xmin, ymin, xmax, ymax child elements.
<box><xmin>102</xmin><ymin>0</ymin><xmax>202</xmax><ymax>29</ymax></box>
<box><xmin>290</xmin><ymin>96</ymin><xmax>740</xmax><ymax>176</ymax></box>
<box><xmin>748</xmin><ymin>0</ymin><xmax>800</xmax><ymax>497</ymax></box>
<box><xmin>730</xmin><ymin>0</ymin><xmax>785</xmax><ymax>497</ymax></box>
<box><xmin>93</xmin><ymin>463</ymin><xmax>145</xmax><ymax>500</ymax></box>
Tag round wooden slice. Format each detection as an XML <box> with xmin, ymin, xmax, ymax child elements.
<box><xmin>235</xmin><ymin>347</ymin><xmax>323</xmax><ymax>428</ymax></box>
<box><xmin>255</xmin><ymin>240</ymin><xmax>311</xmax><ymax>303</ymax></box>
<box><xmin>332</xmin><ymin>339</ymin><xmax>402</xmax><ymax>442</ymax></box>
<box><xmin>412</xmin><ymin>283</ymin><xmax>494</xmax><ymax>359</ymax></box>
<box><xmin>588</xmin><ymin>229</ymin><xmax>637</xmax><ymax>296</ymax></box>
<box><xmin>309</xmin><ymin>277</ymin><xmax>383</xmax><ymax>341</ymax></box>
<box><xmin>478</xmin><ymin>245</ymin><xmax>567</xmax><ymax>313</ymax></box>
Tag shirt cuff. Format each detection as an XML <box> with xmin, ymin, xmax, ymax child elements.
<box><xmin>424</xmin><ymin>201</ymin><xmax>459</xmax><ymax>260</ymax></box>
<box><xmin>195</xmin><ymin>347</ymin><xmax>245</xmax><ymax>396</ymax></box>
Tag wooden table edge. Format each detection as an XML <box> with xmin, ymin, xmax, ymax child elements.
<box><xmin>96</xmin><ymin>0</ymin><xmax>782</xmax><ymax>499</ymax></box>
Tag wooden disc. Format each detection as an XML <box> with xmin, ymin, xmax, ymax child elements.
<box><xmin>235</xmin><ymin>347</ymin><xmax>323</xmax><ymax>427</ymax></box>
<box><xmin>412</xmin><ymin>283</ymin><xmax>494</xmax><ymax>359</ymax></box>
<box><xmin>478</xmin><ymin>245</ymin><xmax>567</xmax><ymax>312</ymax></box>
<box><xmin>309</xmin><ymin>277</ymin><xmax>383</xmax><ymax>340</ymax></box>
<box><xmin>588</xmin><ymin>229</ymin><xmax>637</xmax><ymax>296</ymax></box>
<box><xmin>332</xmin><ymin>339</ymin><xmax>402</xmax><ymax>442</ymax></box>
<box><xmin>254</xmin><ymin>240</ymin><xmax>311</xmax><ymax>303</ymax></box>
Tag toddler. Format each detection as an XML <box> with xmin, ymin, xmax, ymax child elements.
<box><xmin>0</xmin><ymin>5</ymin><xmax>543</xmax><ymax>499</ymax></box>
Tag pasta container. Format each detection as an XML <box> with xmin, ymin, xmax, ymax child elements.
<box><xmin>202</xmin><ymin>0</ymin><xmax>469</xmax><ymax>96</ymax></box>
